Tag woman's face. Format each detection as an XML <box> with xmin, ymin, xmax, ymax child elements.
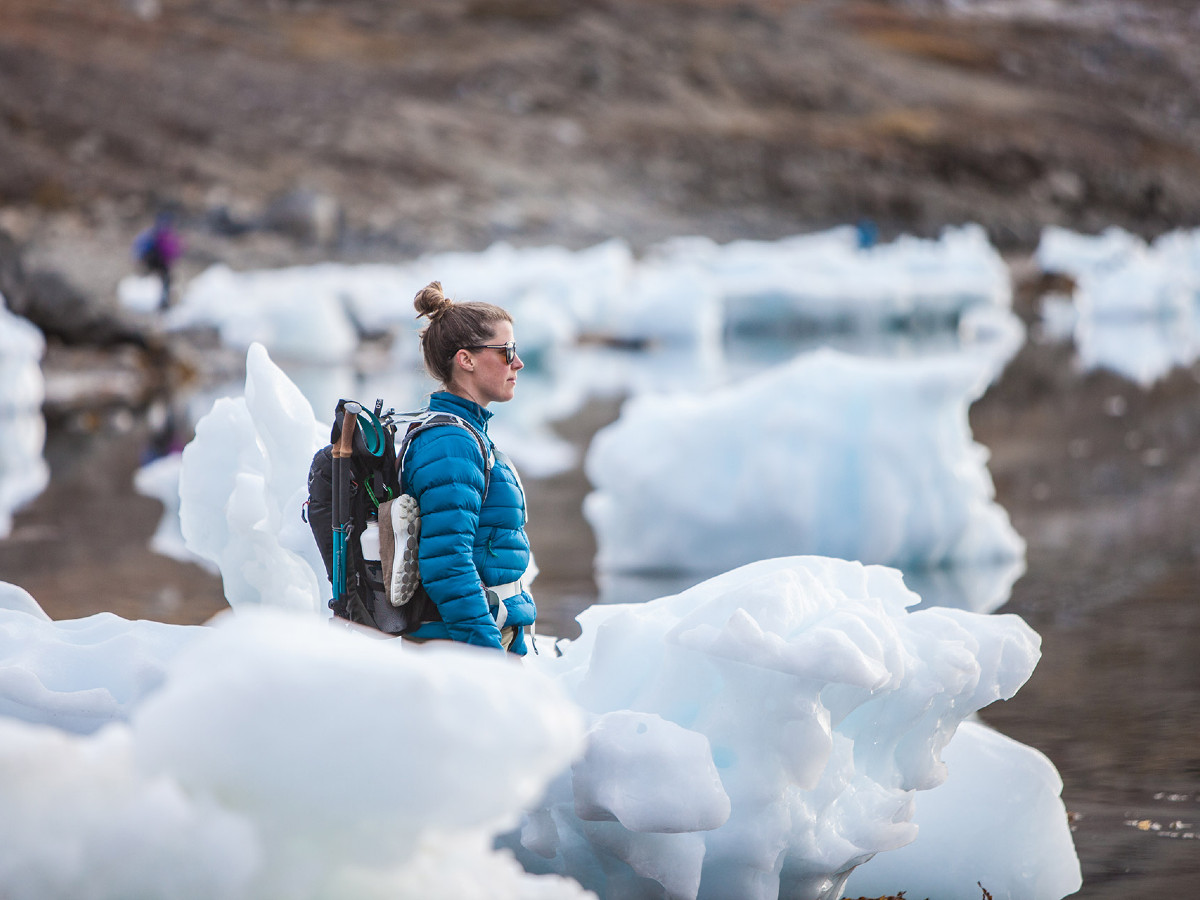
<box><xmin>453</xmin><ymin>321</ymin><xmax>523</xmax><ymax>406</ymax></box>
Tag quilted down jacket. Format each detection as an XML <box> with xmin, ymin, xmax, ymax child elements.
<box><xmin>401</xmin><ymin>391</ymin><xmax>536</xmax><ymax>653</ymax></box>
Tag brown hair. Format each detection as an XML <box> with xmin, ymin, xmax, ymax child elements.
<box><xmin>414</xmin><ymin>281</ymin><xmax>513</xmax><ymax>386</ymax></box>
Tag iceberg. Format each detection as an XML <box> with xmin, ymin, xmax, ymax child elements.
<box><xmin>0</xmin><ymin>292</ymin><xmax>48</xmax><ymax>538</ymax></box>
<box><xmin>1035</xmin><ymin>225</ymin><xmax>1200</xmax><ymax>386</ymax></box>
<box><xmin>584</xmin><ymin>348</ymin><xmax>1025</xmax><ymax>582</ymax></box>
<box><xmin>0</xmin><ymin>600</ymin><xmax>589</xmax><ymax>900</ymax></box>
<box><xmin>178</xmin><ymin>343</ymin><xmax>328</xmax><ymax>613</ymax></box>
<box><xmin>0</xmin><ymin>584</ymin><xmax>201</xmax><ymax>734</ymax></box>
<box><xmin>513</xmin><ymin>556</ymin><xmax>1074</xmax><ymax>900</ymax></box>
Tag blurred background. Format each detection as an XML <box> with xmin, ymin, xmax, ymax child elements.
<box><xmin>1</xmin><ymin>1</ymin><xmax>1199</xmax><ymax>897</ymax></box>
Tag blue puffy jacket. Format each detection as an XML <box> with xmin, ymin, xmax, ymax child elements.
<box><xmin>401</xmin><ymin>391</ymin><xmax>536</xmax><ymax>653</ymax></box>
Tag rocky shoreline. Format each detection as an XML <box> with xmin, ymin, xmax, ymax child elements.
<box><xmin>5</xmin><ymin>1</ymin><xmax>1200</xmax><ymax>434</ymax></box>
<box><xmin>5</xmin><ymin>0</ymin><xmax>1200</xmax><ymax>311</ymax></box>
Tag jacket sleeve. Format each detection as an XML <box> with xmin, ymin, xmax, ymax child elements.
<box><xmin>406</xmin><ymin>427</ymin><xmax>502</xmax><ymax>650</ymax></box>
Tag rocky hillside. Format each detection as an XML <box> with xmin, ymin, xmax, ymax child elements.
<box><xmin>3</xmin><ymin>0</ymin><xmax>1200</xmax><ymax>300</ymax></box>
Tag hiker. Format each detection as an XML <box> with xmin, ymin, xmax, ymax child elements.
<box><xmin>133</xmin><ymin>213</ymin><xmax>183</xmax><ymax>310</ymax></box>
<box><xmin>401</xmin><ymin>280</ymin><xmax>537</xmax><ymax>654</ymax></box>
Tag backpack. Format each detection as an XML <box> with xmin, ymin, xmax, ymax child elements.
<box><xmin>305</xmin><ymin>398</ymin><xmax>491</xmax><ymax>635</ymax></box>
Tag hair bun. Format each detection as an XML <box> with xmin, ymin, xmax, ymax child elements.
<box><xmin>414</xmin><ymin>281</ymin><xmax>454</xmax><ymax>321</ymax></box>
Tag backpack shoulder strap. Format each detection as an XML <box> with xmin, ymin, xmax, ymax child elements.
<box><xmin>396</xmin><ymin>411</ymin><xmax>494</xmax><ymax>496</ymax></box>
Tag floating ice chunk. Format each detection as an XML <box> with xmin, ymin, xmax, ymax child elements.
<box><xmin>134</xmin><ymin>451</ymin><xmax>219</xmax><ymax>572</ymax></box>
<box><xmin>415</xmin><ymin>239</ymin><xmax>634</xmax><ymax>338</ymax></box>
<box><xmin>0</xmin><ymin>601</ymin><xmax>202</xmax><ymax>734</ymax></box>
<box><xmin>1034</xmin><ymin>225</ymin><xmax>1200</xmax><ymax>386</ymax></box>
<box><xmin>1076</xmin><ymin>254</ymin><xmax>1194</xmax><ymax>321</ymax></box>
<box><xmin>0</xmin><ymin>410</ymin><xmax>49</xmax><ymax>539</ymax></box>
<box><xmin>133</xmin><ymin>607</ymin><xmax>587</xmax><ymax>881</ymax></box>
<box><xmin>591</xmin><ymin>260</ymin><xmax>722</xmax><ymax>347</ymax></box>
<box><xmin>844</xmin><ymin>719</ymin><xmax>1082</xmax><ymax>900</ymax></box>
<box><xmin>1035</xmin><ymin>225</ymin><xmax>1145</xmax><ymax>278</ymax></box>
<box><xmin>1075</xmin><ymin>312</ymin><xmax>1200</xmax><ymax>388</ymax></box>
<box><xmin>585</xmin><ymin>348</ymin><xmax>1025</xmax><ymax>577</ymax></box>
<box><xmin>691</xmin><ymin>225</ymin><xmax>1010</xmax><ymax>337</ymax></box>
<box><xmin>179</xmin><ymin>343</ymin><xmax>326</xmax><ymax>612</ymax></box>
<box><xmin>0</xmin><ymin>602</ymin><xmax>593</xmax><ymax>900</ymax></box>
<box><xmin>0</xmin><ymin>293</ymin><xmax>45</xmax><ymax>413</ymax></box>
<box><xmin>116</xmin><ymin>273</ymin><xmax>165</xmax><ymax>314</ymax></box>
<box><xmin>518</xmin><ymin>556</ymin><xmax>1058</xmax><ymax>900</ymax></box>
<box><xmin>0</xmin><ymin>293</ymin><xmax>47</xmax><ymax>538</ymax></box>
<box><xmin>171</xmin><ymin>264</ymin><xmax>360</xmax><ymax>364</ymax></box>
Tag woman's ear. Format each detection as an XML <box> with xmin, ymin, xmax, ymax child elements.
<box><xmin>454</xmin><ymin>348</ymin><xmax>475</xmax><ymax>373</ymax></box>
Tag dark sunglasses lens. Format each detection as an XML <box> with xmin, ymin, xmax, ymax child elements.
<box><xmin>505</xmin><ymin>343</ymin><xmax>516</xmax><ymax>364</ymax></box>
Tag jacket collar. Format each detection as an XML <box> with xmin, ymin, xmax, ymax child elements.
<box><xmin>429</xmin><ymin>391</ymin><xmax>492</xmax><ymax>433</ymax></box>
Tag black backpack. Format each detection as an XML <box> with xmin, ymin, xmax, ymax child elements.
<box><xmin>305</xmin><ymin>398</ymin><xmax>490</xmax><ymax>635</ymax></box>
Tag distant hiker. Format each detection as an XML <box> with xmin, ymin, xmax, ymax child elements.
<box><xmin>400</xmin><ymin>281</ymin><xmax>536</xmax><ymax>653</ymax></box>
<box><xmin>133</xmin><ymin>213</ymin><xmax>182</xmax><ymax>310</ymax></box>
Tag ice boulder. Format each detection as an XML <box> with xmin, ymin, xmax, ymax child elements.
<box><xmin>675</xmin><ymin>225</ymin><xmax>1010</xmax><ymax>337</ymax></box>
<box><xmin>516</xmin><ymin>556</ymin><xmax>1062</xmax><ymax>900</ymax></box>
<box><xmin>0</xmin><ymin>587</ymin><xmax>203</xmax><ymax>734</ymax></box>
<box><xmin>170</xmin><ymin>264</ymin><xmax>361</xmax><ymax>364</ymax></box>
<box><xmin>179</xmin><ymin>342</ymin><xmax>327</xmax><ymax>613</ymax></box>
<box><xmin>0</xmin><ymin>605</ymin><xmax>593</xmax><ymax>900</ymax></box>
<box><xmin>0</xmin><ymin>292</ymin><xmax>48</xmax><ymax>538</ymax></box>
<box><xmin>411</xmin><ymin>239</ymin><xmax>633</xmax><ymax>340</ymax></box>
<box><xmin>585</xmin><ymin>348</ymin><xmax>1025</xmax><ymax>578</ymax></box>
<box><xmin>116</xmin><ymin>272</ymin><xmax>166</xmax><ymax>314</ymax></box>
<box><xmin>1035</xmin><ymin>226</ymin><xmax>1200</xmax><ymax>386</ymax></box>
<box><xmin>134</xmin><ymin>451</ymin><xmax>219</xmax><ymax>573</ymax></box>
<box><xmin>1035</xmin><ymin>224</ymin><xmax>1145</xmax><ymax>279</ymax></box>
<box><xmin>0</xmin><ymin>293</ymin><xmax>45</xmax><ymax>414</ymax></box>
<box><xmin>133</xmin><ymin>609</ymin><xmax>588</xmax><ymax>877</ymax></box>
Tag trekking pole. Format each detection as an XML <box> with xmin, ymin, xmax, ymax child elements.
<box><xmin>331</xmin><ymin>401</ymin><xmax>361</xmax><ymax>614</ymax></box>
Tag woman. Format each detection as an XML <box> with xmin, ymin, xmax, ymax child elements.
<box><xmin>402</xmin><ymin>281</ymin><xmax>536</xmax><ymax>654</ymax></box>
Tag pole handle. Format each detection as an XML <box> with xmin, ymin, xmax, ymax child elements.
<box><xmin>333</xmin><ymin>401</ymin><xmax>361</xmax><ymax>459</ymax></box>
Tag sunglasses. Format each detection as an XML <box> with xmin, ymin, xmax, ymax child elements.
<box><xmin>466</xmin><ymin>341</ymin><xmax>518</xmax><ymax>365</ymax></box>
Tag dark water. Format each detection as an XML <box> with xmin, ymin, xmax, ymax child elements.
<box><xmin>2</xmin><ymin>335</ymin><xmax>1199</xmax><ymax>899</ymax></box>
<box><xmin>984</xmin><ymin>561</ymin><xmax>1200</xmax><ymax>897</ymax></box>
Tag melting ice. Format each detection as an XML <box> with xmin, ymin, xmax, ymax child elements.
<box><xmin>0</xmin><ymin>227</ymin><xmax>1085</xmax><ymax>898</ymax></box>
<box><xmin>0</xmin><ymin>292</ymin><xmax>48</xmax><ymax>539</ymax></box>
<box><xmin>1036</xmin><ymin>224</ymin><xmax>1200</xmax><ymax>387</ymax></box>
<box><xmin>2</xmin><ymin>342</ymin><xmax>1081</xmax><ymax>899</ymax></box>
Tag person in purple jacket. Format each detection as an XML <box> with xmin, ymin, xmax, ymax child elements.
<box><xmin>134</xmin><ymin>212</ymin><xmax>183</xmax><ymax>310</ymax></box>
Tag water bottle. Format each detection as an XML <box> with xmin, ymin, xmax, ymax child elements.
<box><xmin>360</xmin><ymin>521</ymin><xmax>381</xmax><ymax>562</ymax></box>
